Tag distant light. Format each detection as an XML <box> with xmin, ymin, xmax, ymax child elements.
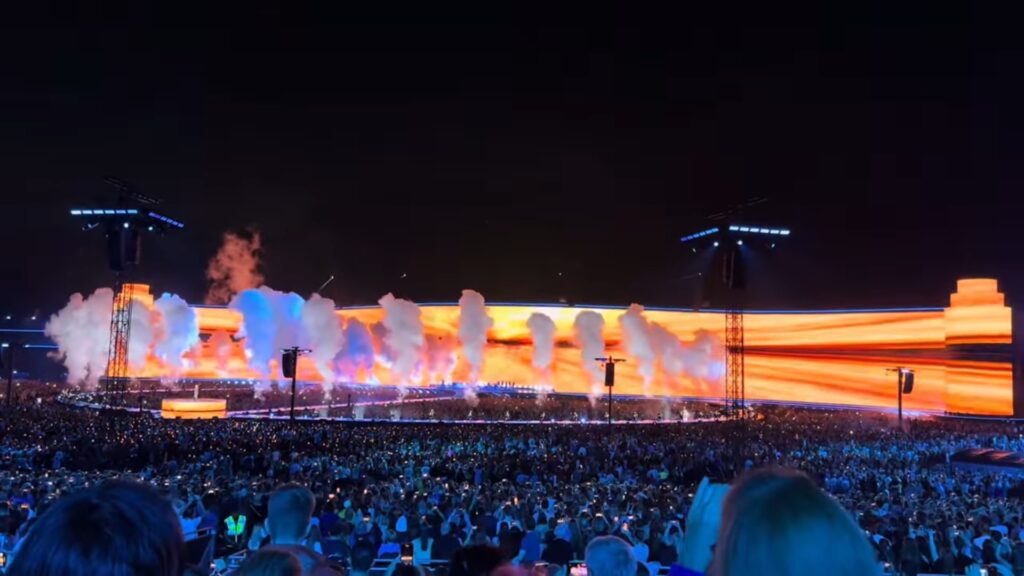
<box><xmin>3</xmin><ymin>315</ymin><xmax>9</xmax><ymax>320</ymax></box>
<box><xmin>728</xmin><ymin>225</ymin><xmax>739</xmax><ymax>231</ymax></box>
<box><xmin>123</xmin><ymin>222</ymin><xmax>130</xmax><ymax>229</ymax></box>
<box><xmin>691</xmin><ymin>247</ymin><xmax>697</xmax><ymax>253</ymax></box>
<box><xmin>70</xmin><ymin>209</ymin><xmax>82</xmax><ymax>215</ymax></box>
<box><xmin>770</xmin><ymin>243</ymin><xmax>776</xmax><ymax>249</ymax></box>
<box><xmin>739</xmin><ymin>227</ymin><xmax>750</xmax><ymax>232</ymax></box>
<box><xmin>736</xmin><ymin>240</ymin><xmax>743</xmax><ymax>246</ymax></box>
<box><xmin>30</xmin><ymin>316</ymin><xmax>36</xmax><ymax>321</ymax></box>
<box><xmin>147</xmin><ymin>225</ymin><xmax>154</xmax><ymax>232</ymax></box>
<box><xmin>713</xmin><ymin>241</ymin><xmax>720</xmax><ymax>247</ymax></box>
<box><xmin>1</xmin><ymin>343</ymin><xmax>7</xmax><ymax>348</ymax></box>
<box><xmin>780</xmin><ymin>229</ymin><xmax>791</xmax><ymax>236</ymax></box>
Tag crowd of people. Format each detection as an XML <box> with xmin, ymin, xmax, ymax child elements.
<box><xmin>2</xmin><ymin>399</ymin><xmax>1024</xmax><ymax>575</ymax></box>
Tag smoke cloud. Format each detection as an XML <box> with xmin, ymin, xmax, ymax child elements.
<box><xmin>230</xmin><ymin>287</ymin><xmax>304</xmax><ymax>389</ymax></box>
<box><xmin>680</xmin><ymin>329</ymin><xmax>727</xmax><ymax>393</ymax></box>
<box><xmin>620</xmin><ymin>306</ymin><xmax>727</xmax><ymax>396</ymax></box>
<box><xmin>457</xmin><ymin>289</ymin><xmax>493</xmax><ymax>395</ymax></box>
<box><xmin>207</xmin><ymin>330</ymin><xmax>234</xmax><ymax>374</ymax></box>
<box><xmin>45</xmin><ymin>288</ymin><xmax>114</xmax><ymax>388</ymax></box>
<box><xmin>338</xmin><ymin>318</ymin><xmax>376</xmax><ymax>383</ymax></box>
<box><xmin>378</xmin><ymin>293</ymin><xmax>424</xmax><ymax>388</ymax></box>
<box><xmin>619</xmin><ymin>304</ymin><xmax>657</xmax><ymax>394</ymax></box>
<box><xmin>153</xmin><ymin>293</ymin><xmax>200</xmax><ymax>372</ymax></box>
<box><xmin>127</xmin><ymin>298</ymin><xmax>156</xmax><ymax>371</ymax></box>
<box><xmin>573</xmin><ymin>310</ymin><xmax>606</xmax><ymax>403</ymax></box>
<box><xmin>526</xmin><ymin>312</ymin><xmax>557</xmax><ymax>374</ymax></box>
<box><xmin>205</xmin><ymin>229</ymin><xmax>263</xmax><ymax>305</ymax></box>
<box><xmin>424</xmin><ymin>333</ymin><xmax>458</xmax><ymax>384</ymax></box>
<box><xmin>301</xmin><ymin>294</ymin><xmax>345</xmax><ymax>397</ymax></box>
<box><xmin>650</xmin><ymin>324</ymin><xmax>686</xmax><ymax>377</ymax></box>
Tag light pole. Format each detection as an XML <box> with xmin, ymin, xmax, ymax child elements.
<box><xmin>281</xmin><ymin>347</ymin><xmax>311</xmax><ymax>422</ymax></box>
<box><xmin>596</xmin><ymin>356</ymin><xmax>626</xmax><ymax>424</ymax></box>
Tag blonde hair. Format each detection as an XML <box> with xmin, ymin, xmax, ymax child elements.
<box><xmin>709</xmin><ymin>468</ymin><xmax>878</xmax><ymax>576</ymax></box>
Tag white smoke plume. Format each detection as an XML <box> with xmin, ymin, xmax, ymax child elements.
<box><xmin>378</xmin><ymin>293</ymin><xmax>424</xmax><ymax>389</ymax></box>
<box><xmin>230</xmin><ymin>287</ymin><xmax>304</xmax><ymax>393</ymax></box>
<box><xmin>338</xmin><ymin>318</ymin><xmax>376</xmax><ymax>383</ymax></box>
<box><xmin>207</xmin><ymin>330</ymin><xmax>235</xmax><ymax>374</ymax></box>
<box><xmin>573</xmin><ymin>310</ymin><xmax>606</xmax><ymax>404</ymax></box>
<box><xmin>650</xmin><ymin>324</ymin><xmax>686</xmax><ymax>377</ymax></box>
<box><xmin>620</xmin><ymin>305</ymin><xmax>726</xmax><ymax>396</ymax></box>
<box><xmin>618</xmin><ymin>304</ymin><xmax>657</xmax><ymax>395</ymax></box>
<box><xmin>128</xmin><ymin>299</ymin><xmax>156</xmax><ymax>371</ymax></box>
<box><xmin>680</xmin><ymin>329</ymin><xmax>727</xmax><ymax>393</ymax></box>
<box><xmin>45</xmin><ymin>288</ymin><xmax>114</xmax><ymax>388</ymax></box>
<box><xmin>153</xmin><ymin>293</ymin><xmax>200</xmax><ymax>372</ymax></box>
<box><xmin>457</xmin><ymin>290</ymin><xmax>492</xmax><ymax>402</ymax></box>
<box><xmin>205</xmin><ymin>229</ymin><xmax>263</xmax><ymax>305</ymax></box>
<box><xmin>301</xmin><ymin>294</ymin><xmax>345</xmax><ymax>398</ymax></box>
<box><xmin>424</xmin><ymin>333</ymin><xmax>458</xmax><ymax>384</ymax></box>
<box><xmin>463</xmin><ymin>387</ymin><xmax>479</xmax><ymax>408</ymax></box>
<box><xmin>526</xmin><ymin>312</ymin><xmax>557</xmax><ymax>377</ymax></box>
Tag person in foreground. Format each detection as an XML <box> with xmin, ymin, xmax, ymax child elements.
<box><xmin>706</xmin><ymin>467</ymin><xmax>879</xmax><ymax>576</ymax></box>
<box><xmin>6</xmin><ymin>480</ymin><xmax>187</xmax><ymax>576</ymax></box>
<box><xmin>586</xmin><ymin>536</ymin><xmax>638</xmax><ymax>576</ymax></box>
<box><xmin>251</xmin><ymin>484</ymin><xmax>338</xmax><ymax>575</ymax></box>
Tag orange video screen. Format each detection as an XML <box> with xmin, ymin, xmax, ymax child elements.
<box><xmin>133</xmin><ymin>278</ymin><xmax>1016</xmax><ymax>415</ymax></box>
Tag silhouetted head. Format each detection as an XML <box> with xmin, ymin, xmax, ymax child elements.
<box><xmin>585</xmin><ymin>536</ymin><xmax>637</xmax><ymax>576</ymax></box>
<box><xmin>8</xmin><ymin>480</ymin><xmax>184</xmax><ymax>576</ymax></box>
<box><xmin>710</xmin><ymin>468</ymin><xmax>878</xmax><ymax>576</ymax></box>
<box><xmin>267</xmin><ymin>484</ymin><xmax>316</xmax><ymax>544</ymax></box>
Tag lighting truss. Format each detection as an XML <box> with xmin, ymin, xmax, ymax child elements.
<box><xmin>69</xmin><ymin>208</ymin><xmax>184</xmax><ymax>229</ymax></box>
<box><xmin>679</xmin><ymin>227</ymin><xmax>720</xmax><ymax>243</ymax></box>
<box><xmin>727</xmin><ymin>225</ymin><xmax>790</xmax><ymax>236</ymax></box>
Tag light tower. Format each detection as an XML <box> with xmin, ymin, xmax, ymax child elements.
<box><xmin>70</xmin><ymin>177</ymin><xmax>184</xmax><ymax>406</ymax></box>
<box><xmin>680</xmin><ymin>199</ymin><xmax>791</xmax><ymax>416</ymax></box>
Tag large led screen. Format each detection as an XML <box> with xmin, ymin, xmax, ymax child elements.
<box><xmin>123</xmin><ymin>278</ymin><xmax>1014</xmax><ymax>415</ymax></box>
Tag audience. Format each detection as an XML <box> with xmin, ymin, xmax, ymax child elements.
<box><xmin>2</xmin><ymin>400</ymin><xmax>1024</xmax><ymax>575</ymax></box>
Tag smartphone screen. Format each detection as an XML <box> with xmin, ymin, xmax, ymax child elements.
<box><xmin>570</xmin><ymin>564</ymin><xmax>587</xmax><ymax>576</ymax></box>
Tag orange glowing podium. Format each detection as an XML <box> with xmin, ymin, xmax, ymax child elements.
<box><xmin>160</xmin><ymin>398</ymin><xmax>227</xmax><ymax>419</ymax></box>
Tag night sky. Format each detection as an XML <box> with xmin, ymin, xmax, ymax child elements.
<box><xmin>1</xmin><ymin>5</ymin><xmax>1021</xmax><ymax>324</ymax></box>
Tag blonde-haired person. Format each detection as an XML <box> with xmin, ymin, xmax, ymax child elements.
<box><xmin>708</xmin><ymin>468</ymin><xmax>879</xmax><ymax>576</ymax></box>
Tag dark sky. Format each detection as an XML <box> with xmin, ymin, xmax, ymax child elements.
<box><xmin>1</xmin><ymin>5</ymin><xmax>1021</xmax><ymax>322</ymax></box>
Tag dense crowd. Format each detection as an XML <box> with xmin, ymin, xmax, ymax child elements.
<box><xmin>2</xmin><ymin>400</ymin><xmax>1024</xmax><ymax>575</ymax></box>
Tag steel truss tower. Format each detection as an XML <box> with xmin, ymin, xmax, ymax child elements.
<box><xmin>104</xmin><ymin>280</ymin><xmax>134</xmax><ymax>406</ymax></box>
<box><xmin>725</xmin><ymin>309</ymin><xmax>745</xmax><ymax>415</ymax></box>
